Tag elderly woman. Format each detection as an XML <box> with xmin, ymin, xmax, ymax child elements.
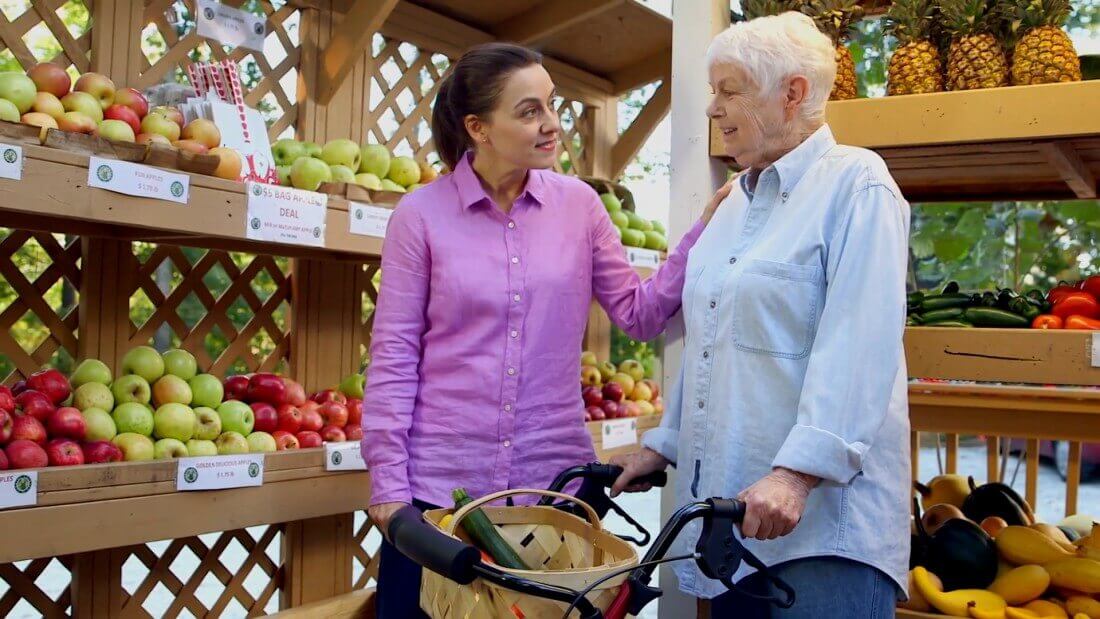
<box><xmin>611</xmin><ymin>11</ymin><xmax>911</xmax><ymax>617</ymax></box>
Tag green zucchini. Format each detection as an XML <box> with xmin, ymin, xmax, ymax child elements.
<box><xmin>1008</xmin><ymin>297</ymin><xmax>1040</xmax><ymax>321</ymax></box>
<box><xmin>919</xmin><ymin>307</ymin><xmax>965</xmax><ymax>323</ymax></box>
<box><xmin>907</xmin><ymin>291</ymin><xmax>925</xmax><ymax>307</ymax></box>
<box><xmin>942</xmin><ymin>281</ymin><xmax>960</xmax><ymax>294</ymax></box>
<box><xmin>922</xmin><ymin>320</ymin><xmax>974</xmax><ymax>328</ymax></box>
<box><xmin>963</xmin><ymin>307</ymin><xmax>1030</xmax><ymax>328</ymax></box>
<box><xmin>980</xmin><ymin>291</ymin><xmax>998</xmax><ymax>307</ymax></box>
<box><xmin>453</xmin><ymin>488</ymin><xmax>530</xmax><ymax>570</ymax></box>
<box><xmin>919</xmin><ymin>293</ymin><xmax>972</xmax><ymax>312</ymax></box>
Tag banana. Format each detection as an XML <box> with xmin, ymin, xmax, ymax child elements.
<box><xmin>999</xmin><ymin>526</ymin><xmax>1078</xmax><ymax>565</ymax></box>
<box><xmin>1065</xmin><ymin>595</ymin><xmax>1100</xmax><ymax>619</ymax></box>
<box><xmin>1044</xmin><ymin>558</ymin><xmax>1100</xmax><ymax>594</ymax></box>
<box><xmin>914</xmin><ymin>566</ymin><xmax>1007</xmax><ymax>617</ymax></box>
<box><xmin>1024</xmin><ymin>599</ymin><xmax>1068</xmax><ymax>618</ymax></box>
<box><xmin>989</xmin><ymin>564</ymin><xmax>1051</xmax><ymax>605</ymax></box>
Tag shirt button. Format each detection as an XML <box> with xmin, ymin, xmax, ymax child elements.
<box><xmin>511</xmin><ymin>256</ymin><xmax>519</xmax><ymax>264</ymax></box>
<box><xmin>510</xmin><ymin>330</ymin><xmax>519</xmax><ymax>338</ymax></box>
<box><xmin>504</xmin><ymin>440</ymin><xmax>511</xmax><ymax>448</ymax></box>
<box><xmin>781</xmin><ymin>192</ymin><xmax>789</xmax><ymax>201</ymax></box>
<box><xmin>504</xmin><ymin>404</ymin><xmax>512</xmax><ymax>412</ymax></box>
<box><xmin>508</xmin><ymin>221</ymin><xmax>516</xmax><ymax>229</ymax></box>
<box><xmin>513</xmin><ymin>294</ymin><xmax>521</xmax><ymax>302</ymax></box>
<box><xmin>709</xmin><ymin>301</ymin><xmax>717</xmax><ymax>309</ymax></box>
<box><xmin>703</xmin><ymin>351</ymin><xmax>710</xmax><ymax>359</ymax></box>
<box><xmin>729</xmin><ymin>256</ymin><xmax>737</xmax><ymax>265</ymax></box>
<box><xmin>507</xmin><ymin>367</ymin><xmax>516</xmax><ymax>376</ymax></box>
<box><xmin>697</xmin><ymin>400</ymin><xmax>705</xmax><ymax>409</ymax></box>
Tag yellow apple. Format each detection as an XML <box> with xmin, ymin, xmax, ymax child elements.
<box><xmin>31</xmin><ymin>92</ymin><xmax>64</xmax><ymax>120</ymax></box>
<box><xmin>208</xmin><ymin>147</ymin><xmax>242</xmax><ymax>180</ymax></box>
<box><xmin>181</xmin><ymin>118</ymin><xmax>220</xmax><ymax>149</ymax></box>
<box><xmin>141</xmin><ymin>112</ymin><xmax>181</xmax><ymax>142</ymax></box>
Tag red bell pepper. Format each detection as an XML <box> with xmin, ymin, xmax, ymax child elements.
<box><xmin>1081</xmin><ymin>276</ymin><xmax>1100</xmax><ymax>301</ymax></box>
<box><xmin>1031</xmin><ymin>314</ymin><xmax>1063</xmax><ymax>329</ymax></box>
<box><xmin>1048</xmin><ymin>283</ymin><xmax>1082</xmax><ymax>305</ymax></box>
<box><xmin>1051</xmin><ymin>292</ymin><xmax>1100</xmax><ymax>320</ymax></box>
<box><xmin>1065</xmin><ymin>314</ymin><xmax>1100</xmax><ymax>330</ymax></box>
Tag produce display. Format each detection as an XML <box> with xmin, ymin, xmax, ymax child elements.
<box><xmin>902</xmin><ymin>473</ymin><xmax>1100</xmax><ymax>617</ymax></box>
<box><xmin>580</xmin><ymin>350</ymin><xmax>663</xmax><ymax>421</ymax></box>
<box><xmin>593</xmin><ymin>189</ymin><xmax>667</xmax><ymax>250</ymax></box>
<box><xmin>270</xmin><ymin>138</ymin><xmax>438</xmax><ymax>193</ymax></box>
<box><xmin>908</xmin><ymin>278</ymin><xmax>1100</xmax><ymax>330</ymax></box>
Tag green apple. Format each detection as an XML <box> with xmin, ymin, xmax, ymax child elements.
<box><xmin>290</xmin><ymin>156</ymin><xmax>332</xmax><ymax>192</ymax></box>
<box><xmin>217</xmin><ymin>400</ymin><xmax>254</xmax><ymax>436</ymax></box>
<box><xmin>329</xmin><ymin>164</ymin><xmax>356</xmax><ymax>183</ymax></box>
<box><xmin>0</xmin><ymin>73</ymin><xmax>36</xmax><ymax>114</ymax></box>
<box><xmin>379</xmin><ymin>178</ymin><xmax>406</xmax><ymax>193</ymax></box>
<box><xmin>112</xmin><ymin>432</ymin><xmax>155</xmax><ymax>461</ymax></box>
<box><xmin>113</xmin><ymin>402</ymin><xmax>154</xmax><ymax>436</ymax></box>
<box><xmin>0</xmin><ymin>98</ymin><xmax>19</xmax><ymax>122</ymax></box>
<box><xmin>215</xmin><ymin>431</ymin><xmax>250</xmax><ymax>455</ymax></box>
<box><xmin>121</xmin><ymin>345</ymin><xmax>165</xmax><ymax>383</ymax></box>
<box><xmin>276</xmin><ymin>165</ymin><xmax>291</xmax><ymax>186</ymax></box>
<box><xmin>359</xmin><ymin>143</ymin><xmax>391</xmax><ymax>177</ymax></box>
<box><xmin>387</xmin><ymin>156</ymin><xmax>420</xmax><ymax>187</ymax></box>
<box><xmin>618</xmin><ymin>359</ymin><xmax>646</xmax><ymax>382</ymax></box>
<box><xmin>152</xmin><ymin>375</ymin><xmax>192</xmax><ymax>407</ymax></box>
<box><xmin>303</xmin><ymin>141</ymin><xmax>322</xmax><ymax>158</ymax></box>
<box><xmin>97</xmin><ymin>119</ymin><xmax>135</xmax><ymax>142</ymax></box>
<box><xmin>192</xmin><ymin>406</ymin><xmax>222</xmax><ymax>441</ymax></box>
<box><xmin>598</xmin><ymin>361</ymin><xmax>617</xmax><ymax>383</ymax></box>
<box><xmin>621</xmin><ymin>228</ymin><xmax>646</xmax><ymax>248</ymax></box>
<box><xmin>74</xmin><ymin>382</ymin><xmax>114</xmax><ymax>411</ymax></box>
<box><xmin>71</xmin><ymin>359</ymin><xmax>112</xmax><ymax>388</ymax></box>
<box><xmin>354</xmin><ymin>172</ymin><xmax>382</xmax><ymax>190</ymax></box>
<box><xmin>609</xmin><ymin>210</ymin><xmax>629</xmax><ymax>229</ymax></box>
<box><xmin>246</xmin><ymin>431</ymin><xmax>277</xmax><ymax>453</ymax></box>
<box><xmin>111</xmin><ymin>374</ymin><xmax>151</xmax><ymax>405</ymax></box>
<box><xmin>153</xmin><ymin>403</ymin><xmax>196</xmax><ymax>441</ymax></box>
<box><xmin>189</xmin><ymin>374</ymin><xmax>223</xmax><ymax>409</ymax></box>
<box><xmin>271</xmin><ymin>138</ymin><xmax>305</xmax><ymax>166</ymax></box>
<box><xmin>407</xmin><ymin>183</ymin><xmax>425</xmax><ymax>192</ymax></box>
<box><xmin>338</xmin><ymin>374</ymin><xmax>365</xmax><ymax>399</ymax></box>
<box><xmin>61</xmin><ymin>91</ymin><xmax>103</xmax><ymax>122</ymax></box>
<box><xmin>185</xmin><ymin>439</ymin><xmax>218</xmax><ymax>457</ymax></box>
<box><xmin>644</xmin><ymin>231</ymin><xmax>667</xmax><ymax>251</ymax></box>
<box><xmin>581</xmin><ymin>351</ymin><xmax>598</xmax><ymax>367</ymax></box>
<box><xmin>162</xmin><ymin>349</ymin><xmax>197</xmax><ymax>380</ymax></box>
<box><xmin>320</xmin><ymin>138</ymin><xmax>361</xmax><ymax>170</ymax></box>
<box><xmin>82</xmin><ymin>407</ymin><xmax>117</xmax><ymax>441</ymax></box>
<box><xmin>651</xmin><ymin>220</ymin><xmax>666</xmax><ymax>235</ymax></box>
<box><xmin>600</xmin><ymin>193</ymin><xmax>622</xmax><ymax>213</ymax></box>
<box><xmin>153</xmin><ymin>438</ymin><xmax>189</xmax><ymax>459</ymax></box>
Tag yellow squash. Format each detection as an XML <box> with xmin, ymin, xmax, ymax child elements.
<box><xmin>1044</xmin><ymin>558</ymin><xmax>1100</xmax><ymax>594</ymax></box>
<box><xmin>914</xmin><ymin>566</ymin><xmax>1007</xmax><ymax>617</ymax></box>
<box><xmin>1023</xmin><ymin>599</ymin><xmax>1068</xmax><ymax>618</ymax></box>
<box><xmin>1064</xmin><ymin>595</ymin><xmax>1100</xmax><ymax>618</ymax></box>
<box><xmin>998</xmin><ymin>526</ymin><xmax>1078</xmax><ymax>565</ymax></box>
<box><xmin>988</xmin><ymin>564</ymin><xmax>1051</xmax><ymax>605</ymax></box>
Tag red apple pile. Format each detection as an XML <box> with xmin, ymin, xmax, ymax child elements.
<box><xmin>579</xmin><ymin>351</ymin><xmax>664</xmax><ymax>422</ymax></box>
<box><xmin>221</xmin><ymin>372</ymin><xmax>345</xmax><ymax>450</ymax></box>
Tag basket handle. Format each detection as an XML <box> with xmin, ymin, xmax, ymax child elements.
<box><xmin>448</xmin><ymin>488</ymin><xmax>603</xmax><ymax>535</ymax></box>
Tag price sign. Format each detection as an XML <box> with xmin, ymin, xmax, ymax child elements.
<box><xmin>601</xmin><ymin>418</ymin><xmax>638</xmax><ymax>450</ymax></box>
<box><xmin>245</xmin><ymin>182</ymin><xmax>327</xmax><ymax>247</ymax></box>
<box><xmin>325</xmin><ymin>441</ymin><xmax>367</xmax><ymax>471</ymax></box>
<box><xmin>196</xmin><ymin>0</ymin><xmax>266</xmax><ymax>51</ymax></box>
<box><xmin>348</xmin><ymin>202</ymin><xmax>392</xmax><ymax>239</ymax></box>
<box><xmin>1091</xmin><ymin>333</ymin><xmax>1100</xmax><ymax>367</ymax></box>
<box><xmin>0</xmin><ymin>471</ymin><xmax>37</xmax><ymax>510</ymax></box>
<box><xmin>0</xmin><ymin>143</ymin><xmax>24</xmax><ymax>180</ymax></box>
<box><xmin>88</xmin><ymin>157</ymin><xmax>190</xmax><ymax>204</ymax></box>
<box><xmin>176</xmin><ymin>454</ymin><xmax>264</xmax><ymax>491</ymax></box>
<box><xmin>626</xmin><ymin>247</ymin><xmax>661</xmax><ymax>269</ymax></box>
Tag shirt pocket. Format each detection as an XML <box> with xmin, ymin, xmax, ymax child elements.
<box><xmin>732</xmin><ymin>259</ymin><xmax>823</xmax><ymax>359</ymax></box>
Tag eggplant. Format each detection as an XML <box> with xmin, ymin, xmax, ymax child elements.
<box><xmin>913</xmin><ymin>498</ymin><xmax>998</xmax><ymax>590</ymax></box>
<box><xmin>961</xmin><ymin>477</ymin><xmax>1032</xmax><ymax>526</ymax></box>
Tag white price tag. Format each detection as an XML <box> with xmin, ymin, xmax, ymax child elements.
<box><xmin>325</xmin><ymin>441</ymin><xmax>367</xmax><ymax>471</ymax></box>
<box><xmin>626</xmin><ymin>247</ymin><xmax>661</xmax><ymax>269</ymax></box>
<box><xmin>176</xmin><ymin>454</ymin><xmax>264</xmax><ymax>491</ymax></box>
<box><xmin>245</xmin><ymin>182</ymin><xmax>327</xmax><ymax>247</ymax></box>
<box><xmin>0</xmin><ymin>471</ymin><xmax>37</xmax><ymax>510</ymax></box>
<box><xmin>196</xmin><ymin>0</ymin><xmax>266</xmax><ymax>51</ymax></box>
<box><xmin>0</xmin><ymin>143</ymin><xmax>24</xmax><ymax>180</ymax></box>
<box><xmin>88</xmin><ymin>157</ymin><xmax>189</xmax><ymax>204</ymax></box>
<box><xmin>349</xmin><ymin>202</ymin><xmax>392</xmax><ymax>239</ymax></box>
<box><xmin>1091</xmin><ymin>333</ymin><xmax>1100</xmax><ymax>367</ymax></box>
<box><xmin>601</xmin><ymin>418</ymin><xmax>638</xmax><ymax>450</ymax></box>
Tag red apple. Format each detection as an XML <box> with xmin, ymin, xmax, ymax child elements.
<box><xmin>0</xmin><ymin>385</ymin><xmax>13</xmax><ymax>412</ymax></box>
<box><xmin>28</xmin><ymin>62</ymin><xmax>71</xmax><ymax>98</ymax></box>
<box><xmin>601</xmin><ymin>400</ymin><xmax>620</xmax><ymax>419</ymax></box>
<box><xmin>11</xmin><ymin>415</ymin><xmax>46</xmax><ymax>445</ymax></box>
<box><xmin>104</xmin><ymin>104</ymin><xmax>141</xmax><ymax>135</ymax></box>
<box><xmin>282</xmin><ymin>378</ymin><xmax>307</xmax><ymax>406</ymax></box>
<box><xmin>0</xmin><ymin>449</ymin><xmax>7</xmax><ymax>470</ymax></box>
<box><xmin>28</xmin><ymin>369</ymin><xmax>70</xmax><ymax>405</ymax></box>
<box><xmin>272</xmin><ymin>430</ymin><xmax>300</xmax><ymax>450</ymax></box>
<box><xmin>47</xmin><ymin>407</ymin><xmax>86</xmax><ymax>440</ymax></box>
<box><xmin>319</xmin><ymin>401</ymin><xmax>348</xmax><ymax>428</ymax></box>
<box><xmin>250</xmin><ymin>402</ymin><xmax>278</xmax><ymax>433</ymax></box>
<box><xmin>311</xmin><ymin>389</ymin><xmax>347</xmax><ymax>405</ymax></box>
<box><xmin>113</xmin><ymin>87</ymin><xmax>148</xmax><ymax>118</ymax></box>
<box><xmin>275</xmin><ymin>404</ymin><xmax>302</xmax><ymax>434</ymax></box>
<box><xmin>621</xmin><ymin>401</ymin><xmax>641</xmax><ymax>418</ymax></box>
<box><xmin>582</xmin><ymin>385</ymin><xmax>603</xmax><ymax>408</ymax></box>
<box><xmin>136</xmin><ymin>132</ymin><xmax>171</xmax><ymax>146</ymax></box>
<box><xmin>587</xmin><ymin>405</ymin><xmax>605</xmax><ymax>421</ymax></box>
<box><xmin>299</xmin><ymin>400</ymin><xmax>320</xmax><ymax>415</ymax></box>
<box><xmin>81</xmin><ymin>440</ymin><xmax>123</xmax><ymax>464</ymax></box>
<box><xmin>12</xmin><ymin>380</ymin><xmax>26</xmax><ymax>396</ymax></box>
<box><xmin>224</xmin><ymin>375</ymin><xmax>250</xmax><ymax>401</ymax></box>
<box><xmin>16</xmin><ymin>390</ymin><xmax>55</xmax><ymax>422</ymax></box>
<box><xmin>248</xmin><ymin>373</ymin><xmax>286</xmax><ymax>405</ymax></box>
<box><xmin>58</xmin><ymin>111</ymin><xmax>97</xmax><ymax>134</ymax></box>
<box><xmin>5</xmin><ymin>439</ymin><xmax>47</xmax><ymax>469</ymax></box>
<box><xmin>74</xmin><ymin>72</ymin><xmax>116</xmax><ymax>109</ymax></box>
<box><xmin>344</xmin><ymin>425</ymin><xmax>363</xmax><ymax>441</ymax></box>
<box><xmin>601</xmin><ymin>382</ymin><xmax>624</xmax><ymax>404</ymax></box>
<box><xmin>300</xmin><ymin>409</ymin><xmax>323</xmax><ymax>433</ymax></box>
<box><xmin>320</xmin><ymin>425</ymin><xmax>346</xmax><ymax>443</ymax></box>
<box><xmin>46</xmin><ymin>438</ymin><xmax>84</xmax><ymax>466</ymax></box>
<box><xmin>641</xmin><ymin>379</ymin><xmax>660</xmax><ymax>399</ymax></box>
<box><xmin>295</xmin><ymin>430</ymin><xmax>322</xmax><ymax>448</ymax></box>
<box><xmin>345</xmin><ymin>398</ymin><xmax>362</xmax><ymax>427</ymax></box>
<box><xmin>171</xmin><ymin>139</ymin><xmax>209</xmax><ymax>155</ymax></box>
<box><xmin>0</xmin><ymin>409</ymin><xmax>11</xmax><ymax>443</ymax></box>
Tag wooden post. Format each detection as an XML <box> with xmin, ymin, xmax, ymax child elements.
<box><xmin>282</xmin><ymin>514</ymin><xmax>356</xmax><ymax>608</ymax></box>
<box><xmin>89</xmin><ymin>0</ymin><xmax>142</xmax><ymax>85</ymax></box>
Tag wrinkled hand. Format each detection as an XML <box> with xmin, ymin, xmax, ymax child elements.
<box><xmin>369</xmin><ymin>501</ymin><xmax>409</xmax><ymax>539</ymax></box>
<box><xmin>700</xmin><ymin>177</ymin><xmax>737</xmax><ymax>227</ymax></box>
<box><xmin>737</xmin><ymin>468</ymin><xmax>818</xmax><ymax>541</ymax></box>
<box><xmin>609</xmin><ymin>448</ymin><xmax>670</xmax><ymax>498</ymax></box>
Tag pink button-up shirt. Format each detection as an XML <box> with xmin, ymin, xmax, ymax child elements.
<box><xmin>361</xmin><ymin>153</ymin><xmax>703</xmax><ymax>507</ymax></box>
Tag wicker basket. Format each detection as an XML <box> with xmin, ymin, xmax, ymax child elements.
<box><xmin>420</xmin><ymin>489</ymin><xmax>638</xmax><ymax>619</ymax></box>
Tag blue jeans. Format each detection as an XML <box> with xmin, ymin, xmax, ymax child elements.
<box><xmin>375</xmin><ymin>499</ymin><xmax>438</xmax><ymax>619</ymax></box>
<box><xmin>708</xmin><ymin>556</ymin><xmax>897</xmax><ymax>618</ymax></box>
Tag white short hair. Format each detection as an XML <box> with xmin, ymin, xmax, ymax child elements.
<box><xmin>706</xmin><ymin>12</ymin><xmax>836</xmax><ymax>124</ymax></box>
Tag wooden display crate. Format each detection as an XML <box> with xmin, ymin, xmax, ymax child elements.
<box><xmin>589</xmin><ymin>414</ymin><xmax>663</xmax><ymax>460</ymax></box>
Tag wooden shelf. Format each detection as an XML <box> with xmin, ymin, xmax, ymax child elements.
<box><xmin>710</xmin><ymin>82</ymin><xmax>1100</xmax><ymax>202</ymax></box>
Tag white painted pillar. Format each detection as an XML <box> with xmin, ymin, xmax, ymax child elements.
<box><xmin>659</xmin><ymin>1</ymin><xmax>729</xmax><ymax>618</ymax></box>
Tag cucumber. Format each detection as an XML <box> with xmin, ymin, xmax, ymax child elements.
<box><xmin>942</xmin><ymin>281</ymin><xmax>960</xmax><ymax>294</ymax></box>
<box><xmin>920</xmin><ymin>293</ymin><xmax>973</xmax><ymax>312</ymax></box>
<box><xmin>453</xmin><ymin>488</ymin><xmax>530</xmax><ymax>570</ymax></box>
<box><xmin>963</xmin><ymin>307</ymin><xmax>1030</xmax><ymax>328</ymax></box>
<box><xmin>1008</xmin><ymin>297</ymin><xmax>1041</xmax><ymax>321</ymax></box>
<box><xmin>919</xmin><ymin>307</ymin><xmax>965</xmax><ymax>323</ymax></box>
<box><xmin>923</xmin><ymin>320</ymin><xmax>974</xmax><ymax>328</ymax></box>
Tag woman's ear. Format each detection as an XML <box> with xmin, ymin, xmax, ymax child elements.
<box><xmin>464</xmin><ymin>114</ymin><xmax>486</xmax><ymax>145</ymax></box>
<box><xmin>785</xmin><ymin>75</ymin><xmax>810</xmax><ymax>118</ymax></box>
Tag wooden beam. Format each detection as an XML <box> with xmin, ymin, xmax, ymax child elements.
<box><xmin>494</xmin><ymin>0</ymin><xmax>624</xmax><ymax>46</ymax></box>
<box><xmin>1039</xmin><ymin>141</ymin><xmax>1097</xmax><ymax>199</ymax></box>
<box><xmin>611</xmin><ymin>79</ymin><xmax>671</xmax><ymax>178</ymax></box>
<box><xmin>611</xmin><ymin>47</ymin><xmax>671</xmax><ymax>94</ymax></box>
<box><xmin>314</xmin><ymin>0</ymin><xmax>399</xmax><ymax>106</ymax></box>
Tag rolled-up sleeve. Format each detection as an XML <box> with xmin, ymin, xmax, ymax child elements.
<box><xmin>360</xmin><ymin>202</ymin><xmax>430</xmax><ymax>506</ymax></box>
<box><xmin>641</xmin><ymin>360</ymin><xmax>685</xmax><ymax>465</ymax></box>
<box><xmin>772</xmin><ymin>184</ymin><xmax>909</xmax><ymax>484</ymax></box>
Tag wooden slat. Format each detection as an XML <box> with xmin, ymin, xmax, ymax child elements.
<box><xmin>494</xmin><ymin>0</ymin><xmax>625</xmax><ymax>46</ymax></box>
<box><xmin>1066</xmin><ymin>441</ymin><xmax>1082</xmax><ymax>517</ymax></box>
<box><xmin>611</xmin><ymin>79</ymin><xmax>671</xmax><ymax>178</ymax></box>
<box><xmin>986</xmin><ymin>436</ymin><xmax>1000</xmax><ymax>483</ymax></box>
<box><xmin>270</xmin><ymin>587</ymin><xmax>374</xmax><ymax>618</ymax></box>
<box><xmin>910</xmin><ymin>431</ymin><xmax>920</xmax><ymax>484</ymax></box>
<box><xmin>1025</xmin><ymin>438</ymin><xmax>1040</xmax><ymax>509</ymax></box>
<box><xmin>611</xmin><ymin>47</ymin><xmax>672</xmax><ymax>94</ymax></box>
<box><xmin>945</xmin><ymin>434</ymin><xmax>958</xmax><ymax>474</ymax></box>
<box><xmin>315</xmin><ymin>0</ymin><xmax>399</xmax><ymax>105</ymax></box>
<box><xmin>1039</xmin><ymin>141</ymin><xmax>1098</xmax><ymax>198</ymax></box>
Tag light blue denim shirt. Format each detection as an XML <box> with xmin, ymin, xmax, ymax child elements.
<box><xmin>643</xmin><ymin>125</ymin><xmax>912</xmax><ymax>599</ymax></box>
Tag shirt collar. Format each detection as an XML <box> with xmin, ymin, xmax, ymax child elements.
<box><xmin>739</xmin><ymin>124</ymin><xmax>836</xmax><ymax>199</ymax></box>
<box><xmin>453</xmin><ymin>150</ymin><xmax>548</xmax><ymax>210</ymax></box>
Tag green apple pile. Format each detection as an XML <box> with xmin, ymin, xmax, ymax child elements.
<box><xmin>579</xmin><ymin>351</ymin><xmax>663</xmax><ymax>421</ymax></box>
<box><xmin>599</xmin><ymin>192</ymin><xmax>667</xmax><ymax>251</ymax></box>
<box><xmin>270</xmin><ymin>138</ymin><xmax>439</xmax><ymax>194</ymax></box>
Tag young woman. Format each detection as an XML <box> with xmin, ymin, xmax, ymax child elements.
<box><xmin>360</xmin><ymin>42</ymin><xmax>729</xmax><ymax>617</ymax></box>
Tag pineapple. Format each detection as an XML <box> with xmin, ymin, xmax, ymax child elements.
<box><xmin>885</xmin><ymin>0</ymin><xmax>946</xmax><ymax>95</ymax></box>
<box><xmin>1009</xmin><ymin>0</ymin><xmax>1081</xmax><ymax>85</ymax></box>
<box><xmin>938</xmin><ymin>0</ymin><xmax>1010</xmax><ymax>90</ymax></box>
<box><xmin>742</xmin><ymin>0</ymin><xmax>804</xmax><ymax>19</ymax></box>
<box><xmin>804</xmin><ymin>0</ymin><xmax>865</xmax><ymax>100</ymax></box>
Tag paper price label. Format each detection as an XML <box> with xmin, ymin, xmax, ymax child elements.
<box><xmin>177</xmin><ymin>454</ymin><xmax>264</xmax><ymax>491</ymax></box>
<box><xmin>601</xmin><ymin>418</ymin><xmax>638</xmax><ymax>450</ymax></box>
<box><xmin>0</xmin><ymin>471</ymin><xmax>37</xmax><ymax>510</ymax></box>
<box><xmin>325</xmin><ymin>442</ymin><xmax>367</xmax><ymax>471</ymax></box>
<box><xmin>88</xmin><ymin>157</ymin><xmax>189</xmax><ymax>204</ymax></box>
<box><xmin>1091</xmin><ymin>333</ymin><xmax>1100</xmax><ymax>367</ymax></box>
<box><xmin>197</xmin><ymin>0</ymin><xmax>266</xmax><ymax>51</ymax></box>
<box><xmin>245</xmin><ymin>182</ymin><xmax>327</xmax><ymax>247</ymax></box>
<box><xmin>626</xmin><ymin>248</ymin><xmax>661</xmax><ymax>269</ymax></box>
<box><xmin>0</xmin><ymin>143</ymin><xmax>24</xmax><ymax>180</ymax></box>
<box><xmin>349</xmin><ymin>202</ymin><xmax>392</xmax><ymax>239</ymax></box>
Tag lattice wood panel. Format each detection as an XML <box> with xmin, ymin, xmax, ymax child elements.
<box><xmin>128</xmin><ymin>244</ymin><xmax>291</xmax><ymax>377</ymax></box>
<box><xmin>365</xmin><ymin>35</ymin><xmax>450</xmax><ymax>163</ymax></box>
<box><xmin>351</xmin><ymin>511</ymin><xmax>382</xmax><ymax>591</ymax></box>
<box><xmin>555</xmin><ymin>97</ymin><xmax>592</xmax><ymax>177</ymax></box>
<box><xmin>358</xmin><ymin>263</ymin><xmax>380</xmax><ymax>368</ymax></box>
<box><xmin>0</xmin><ymin>556</ymin><xmax>73</xmax><ymax>618</ymax></box>
<box><xmin>0</xmin><ymin>0</ymin><xmax>92</xmax><ymax>73</ymax></box>
<box><xmin>139</xmin><ymin>0</ymin><xmax>302</xmax><ymax>138</ymax></box>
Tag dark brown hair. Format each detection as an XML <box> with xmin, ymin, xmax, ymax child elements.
<box><xmin>431</xmin><ymin>42</ymin><xmax>543</xmax><ymax>170</ymax></box>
